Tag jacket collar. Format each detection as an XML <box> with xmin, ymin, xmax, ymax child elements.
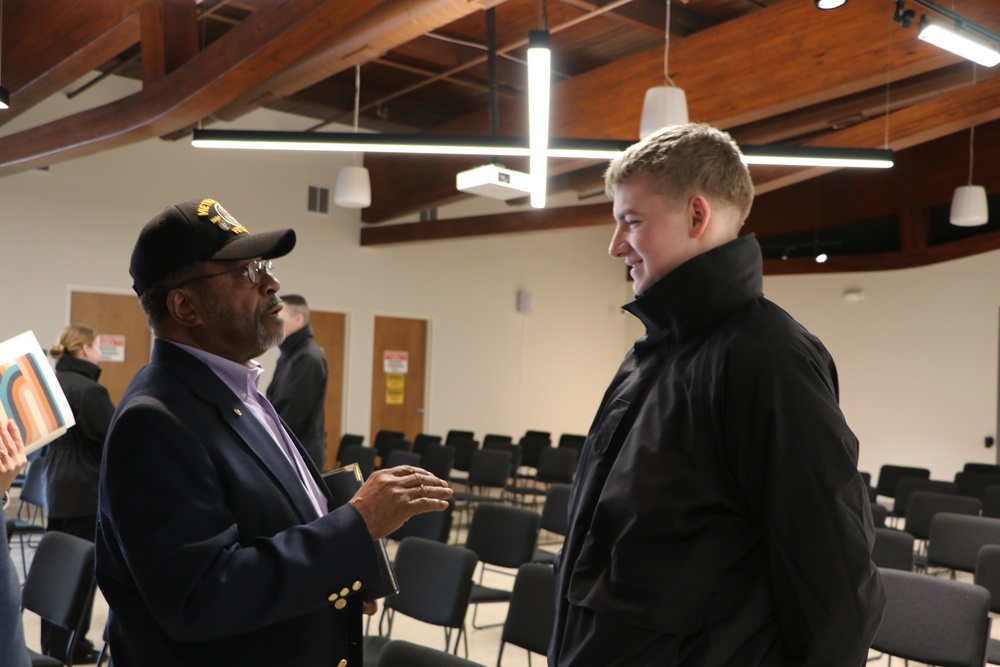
<box><xmin>278</xmin><ymin>323</ymin><xmax>313</xmax><ymax>354</ymax></box>
<box><xmin>623</xmin><ymin>234</ymin><xmax>763</xmax><ymax>354</ymax></box>
<box><xmin>55</xmin><ymin>354</ymin><xmax>102</xmax><ymax>382</ymax></box>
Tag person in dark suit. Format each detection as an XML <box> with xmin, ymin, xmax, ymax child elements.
<box><xmin>1</xmin><ymin>421</ymin><xmax>30</xmax><ymax>667</ymax></box>
<box><xmin>548</xmin><ymin>125</ymin><xmax>884</xmax><ymax>666</ymax></box>
<box><xmin>266</xmin><ymin>294</ymin><xmax>328</xmax><ymax>469</ymax></box>
<box><xmin>96</xmin><ymin>198</ymin><xmax>452</xmax><ymax>667</ymax></box>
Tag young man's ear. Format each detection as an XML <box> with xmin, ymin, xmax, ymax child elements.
<box><xmin>688</xmin><ymin>195</ymin><xmax>711</xmax><ymax>239</ymax></box>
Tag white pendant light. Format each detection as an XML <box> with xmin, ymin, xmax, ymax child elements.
<box><xmin>335</xmin><ymin>165</ymin><xmax>371</xmax><ymax>209</ymax></box>
<box><xmin>950</xmin><ymin>125</ymin><xmax>989</xmax><ymax>227</ymax></box>
<box><xmin>334</xmin><ymin>65</ymin><xmax>371</xmax><ymax>209</ymax></box>
<box><xmin>639</xmin><ymin>0</ymin><xmax>688</xmax><ymax>138</ymax></box>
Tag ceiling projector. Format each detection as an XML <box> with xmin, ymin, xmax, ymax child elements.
<box><xmin>455</xmin><ymin>164</ymin><xmax>532</xmax><ymax>200</ymax></box>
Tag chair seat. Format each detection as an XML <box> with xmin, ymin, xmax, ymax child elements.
<box><xmin>28</xmin><ymin>648</ymin><xmax>64</xmax><ymax>667</ymax></box>
<box><xmin>532</xmin><ymin>547</ymin><xmax>556</xmax><ymax>564</ymax></box>
<box><xmin>470</xmin><ymin>582</ymin><xmax>512</xmax><ymax>604</ymax></box>
<box><xmin>989</xmin><ymin>637</ymin><xmax>1000</xmax><ymax>665</ymax></box>
<box><xmin>363</xmin><ymin>635</ymin><xmax>391</xmax><ymax>667</ymax></box>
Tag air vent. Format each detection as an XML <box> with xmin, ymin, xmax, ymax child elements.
<box><xmin>307</xmin><ymin>186</ymin><xmax>330</xmax><ymax>214</ymax></box>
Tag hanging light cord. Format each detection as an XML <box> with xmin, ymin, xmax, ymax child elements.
<box><xmin>664</xmin><ymin>0</ymin><xmax>673</xmax><ymax>86</ymax></box>
<box><xmin>967</xmin><ymin>125</ymin><xmax>975</xmax><ymax>185</ymax></box>
<box><xmin>353</xmin><ymin>65</ymin><xmax>361</xmax><ymax>133</ymax></box>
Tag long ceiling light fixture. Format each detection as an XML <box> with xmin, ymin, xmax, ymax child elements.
<box><xmin>527</xmin><ymin>29</ymin><xmax>551</xmax><ymax>208</ymax></box>
<box><xmin>192</xmin><ymin>129</ymin><xmax>894</xmax><ymax>168</ymax></box>
<box><xmin>893</xmin><ymin>0</ymin><xmax>1000</xmax><ymax>68</ymax></box>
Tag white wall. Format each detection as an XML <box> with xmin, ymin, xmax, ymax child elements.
<box><xmin>764</xmin><ymin>254</ymin><xmax>1000</xmax><ymax>481</ymax></box>
<box><xmin>3</xmin><ymin>77</ymin><xmax>998</xmax><ymax>482</ymax></box>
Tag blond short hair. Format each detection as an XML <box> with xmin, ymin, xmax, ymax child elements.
<box><xmin>605</xmin><ymin>123</ymin><xmax>754</xmax><ymax>227</ymax></box>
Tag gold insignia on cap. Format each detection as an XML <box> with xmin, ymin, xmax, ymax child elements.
<box><xmin>197</xmin><ymin>198</ymin><xmax>248</xmax><ymax>235</ymax></box>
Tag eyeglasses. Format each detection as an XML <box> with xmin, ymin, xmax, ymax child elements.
<box><xmin>175</xmin><ymin>260</ymin><xmax>276</xmax><ymax>289</ymax></box>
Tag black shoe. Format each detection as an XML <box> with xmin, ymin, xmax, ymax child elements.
<box><xmin>73</xmin><ymin>638</ymin><xmax>99</xmax><ymax>664</ymax></box>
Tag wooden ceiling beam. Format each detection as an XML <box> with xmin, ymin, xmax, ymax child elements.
<box><xmin>0</xmin><ymin>0</ymin><xmax>373</xmax><ymax>176</ymax></box>
<box><xmin>361</xmin><ymin>0</ymin><xmax>990</xmax><ymax>223</ymax></box>
<box><xmin>0</xmin><ymin>0</ymin><xmax>147</xmax><ymax>126</ymax></box>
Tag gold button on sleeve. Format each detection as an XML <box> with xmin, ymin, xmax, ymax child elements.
<box><xmin>352</xmin><ymin>580</ymin><xmax>362</xmax><ymax>591</ymax></box>
<box><xmin>335</xmin><ymin>598</ymin><xmax>347</xmax><ymax>610</ymax></box>
<box><xmin>337</xmin><ymin>660</ymin><xmax>347</xmax><ymax>667</ymax></box>
<box><xmin>328</xmin><ymin>593</ymin><xmax>339</xmax><ymax>602</ymax></box>
<box><xmin>340</xmin><ymin>587</ymin><xmax>350</xmax><ymax>597</ymax></box>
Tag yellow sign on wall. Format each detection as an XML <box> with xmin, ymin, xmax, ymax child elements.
<box><xmin>385</xmin><ymin>373</ymin><xmax>405</xmax><ymax>405</ymax></box>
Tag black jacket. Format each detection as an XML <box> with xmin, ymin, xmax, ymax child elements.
<box><xmin>266</xmin><ymin>324</ymin><xmax>328</xmax><ymax>469</ymax></box>
<box><xmin>551</xmin><ymin>235</ymin><xmax>885</xmax><ymax>666</ymax></box>
<box><xmin>46</xmin><ymin>354</ymin><xmax>114</xmax><ymax>517</ymax></box>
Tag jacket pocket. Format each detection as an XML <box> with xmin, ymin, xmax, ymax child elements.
<box><xmin>591</xmin><ymin>398</ymin><xmax>631</xmax><ymax>455</ymax></box>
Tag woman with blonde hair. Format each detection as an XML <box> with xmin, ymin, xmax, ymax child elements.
<box><xmin>43</xmin><ymin>323</ymin><xmax>115</xmax><ymax>662</ymax></box>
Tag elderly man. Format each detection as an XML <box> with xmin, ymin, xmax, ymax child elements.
<box><xmin>96</xmin><ymin>198</ymin><xmax>452</xmax><ymax>667</ymax></box>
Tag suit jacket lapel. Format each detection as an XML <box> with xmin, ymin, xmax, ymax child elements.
<box><xmin>151</xmin><ymin>340</ymin><xmax>322</xmax><ymax>523</ymax></box>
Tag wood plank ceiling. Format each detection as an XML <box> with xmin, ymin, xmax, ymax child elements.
<box><xmin>1</xmin><ymin>0</ymin><xmax>998</xmax><ymax>274</ymax></box>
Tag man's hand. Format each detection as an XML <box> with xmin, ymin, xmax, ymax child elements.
<box><xmin>0</xmin><ymin>420</ymin><xmax>28</xmax><ymax>494</ymax></box>
<box><xmin>348</xmin><ymin>465</ymin><xmax>453</xmax><ymax>540</ymax></box>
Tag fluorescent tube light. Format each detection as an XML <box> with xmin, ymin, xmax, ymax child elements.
<box><xmin>527</xmin><ymin>30</ymin><xmax>551</xmax><ymax>209</ymax></box>
<box><xmin>917</xmin><ymin>15</ymin><xmax>1000</xmax><ymax>67</ymax></box>
<box><xmin>192</xmin><ymin>130</ymin><xmax>893</xmax><ymax>168</ymax></box>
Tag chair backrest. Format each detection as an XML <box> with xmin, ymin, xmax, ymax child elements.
<box><xmin>445</xmin><ymin>430</ymin><xmax>476</xmax><ymax>446</ymax></box>
<box><xmin>18</xmin><ymin>457</ymin><xmax>48</xmax><ymax>510</ymax></box>
<box><xmin>467</xmin><ymin>448</ymin><xmax>513</xmax><ymax>489</ymax></box>
<box><xmin>412</xmin><ymin>433</ymin><xmax>442</xmax><ymax>456</ymax></box>
<box><xmin>339</xmin><ymin>444</ymin><xmax>377</xmax><ymax>480</ymax></box>
<box><xmin>893</xmin><ymin>478</ymin><xmax>957</xmax><ymax>517</ymax></box>
<box><xmin>339</xmin><ymin>433</ymin><xmax>365</xmax><ymax>449</ymax></box>
<box><xmin>860</xmin><ymin>471</ymin><xmax>872</xmax><ymax>486</ymax></box>
<box><xmin>384</xmin><ymin>449</ymin><xmax>421</xmax><ymax>469</ymax></box>
<box><xmin>872</xmin><ymin>567</ymin><xmax>991</xmax><ymax>667</ymax></box>
<box><xmin>389</xmin><ymin>502</ymin><xmax>454</xmax><ymax>544</ymax></box>
<box><xmin>904</xmin><ymin>491</ymin><xmax>982</xmax><ymax>541</ymax></box>
<box><xmin>955</xmin><ymin>470</ymin><xmax>1000</xmax><ymax>501</ymax></box>
<box><xmin>377</xmin><ymin>639</ymin><xmax>487</xmax><ymax>667</ymax></box>
<box><xmin>927</xmin><ymin>513</ymin><xmax>1000</xmax><ymax>573</ymax></box>
<box><xmin>871</xmin><ymin>528</ymin><xmax>915</xmax><ymax>571</ymax></box>
<box><xmin>982</xmin><ymin>484</ymin><xmax>1000</xmax><ymax>519</ymax></box>
<box><xmin>374</xmin><ymin>430</ymin><xmax>407</xmax><ymax>459</ymax></box>
<box><xmin>557</xmin><ymin>434</ymin><xmax>586</xmax><ymax>454</ymax></box>
<box><xmin>420</xmin><ymin>443</ymin><xmax>455</xmax><ymax>481</ymax></box>
<box><xmin>870</xmin><ymin>502</ymin><xmax>889</xmax><ymax>528</ymax></box>
<box><xmin>540</xmin><ymin>484</ymin><xmax>572</xmax><ymax>536</ymax></box>
<box><xmin>535</xmin><ymin>447</ymin><xmax>578</xmax><ymax>484</ymax></box>
<box><xmin>876</xmin><ymin>465</ymin><xmax>931</xmax><ymax>499</ymax></box>
<box><xmin>965</xmin><ymin>462</ymin><xmax>1000</xmax><ymax>475</ymax></box>
<box><xmin>482</xmin><ymin>433</ymin><xmax>513</xmax><ymax>448</ymax></box>
<box><xmin>517</xmin><ymin>433</ymin><xmax>552</xmax><ymax>470</ymax></box>
<box><xmin>974</xmin><ymin>544</ymin><xmax>1000</xmax><ymax>615</ymax></box>
<box><xmin>499</xmin><ymin>563</ymin><xmax>557</xmax><ymax>659</ymax></box>
<box><xmin>450</xmin><ymin>437</ymin><xmax>480</xmax><ymax>473</ymax></box>
<box><xmin>481</xmin><ymin>440</ymin><xmax>521</xmax><ymax>476</ymax></box>
<box><xmin>21</xmin><ymin>531</ymin><xmax>97</xmax><ymax>664</ymax></box>
<box><xmin>376</xmin><ymin>438</ymin><xmax>411</xmax><ymax>464</ymax></box>
<box><xmin>386</xmin><ymin>537</ymin><xmax>478</xmax><ymax>629</ymax></box>
<box><xmin>465</xmin><ymin>503</ymin><xmax>541</xmax><ymax>569</ymax></box>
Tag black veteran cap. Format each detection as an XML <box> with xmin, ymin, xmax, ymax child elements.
<box><xmin>130</xmin><ymin>198</ymin><xmax>296</xmax><ymax>297</ymax></box>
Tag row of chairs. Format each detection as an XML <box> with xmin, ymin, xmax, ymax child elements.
<box><xmin>365</xmin><ymin>498</ymin><xmax>562</xmax><ymax>666</ymax></box>
<box><xmin>866</xmin><ymin>462</ymin><xmax>1000</xmax><ymax>508</ymax></box>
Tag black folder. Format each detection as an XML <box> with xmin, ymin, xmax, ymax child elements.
<box><xmin>322</xmin><ymin>463</ymin><xmax>399</xmax><ymax>600</ymax></box>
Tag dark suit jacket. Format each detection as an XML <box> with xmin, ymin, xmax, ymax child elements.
<box><xmin>96</xmin><ymin>340</ymin><xmax>379</xmax><ymax>667</ymax></box>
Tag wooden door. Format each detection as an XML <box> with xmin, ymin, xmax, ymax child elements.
<box><xmin>370</xmin><ymin>316</ymin><xmax>427</xmax><ymax>443</ymax></box>
<box><xmin>69</xmin><ymin>291</ymin><xmax>151</xmax><ymax>406</ymax></box>
<box><xmin>310</xmin><ymin>310</ymin><xmax>346</xmax><ymax>471</ymax></box>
